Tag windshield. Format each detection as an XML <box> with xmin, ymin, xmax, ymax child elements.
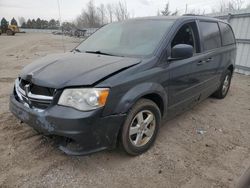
<box><xmin>77</xmin><ymin>19</ymin><xmax>174</xmax><ymax>57</ymax></box>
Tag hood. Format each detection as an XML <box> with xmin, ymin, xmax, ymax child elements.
<box><xmin>20</xmin><ymin>52</ymin><xmax>140</xmax><ymax>88</ymax></box>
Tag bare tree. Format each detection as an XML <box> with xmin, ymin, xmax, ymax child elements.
<box><xmin>233</xmin><ymin>0</ymin><xmax>244</xmax><ymax>10</ymax></box>
<box><xmin>106</xmin><ymin>3</ymin><xmax>114</xmax><ymax>23</ymax></box>
<box><xmin>161</xmin><ymin>2</ymin><xmax>171</xmax><ymax>16</ymax></box>
<box><xmin>114</xmin><ymin>1</ymin><xmax>130</xmax><ymax>21</ymax></box>
<box><xmin>218</xmin><ymin>0</ymin><xmax>245</xmax><ymax>13</ymax></box>
<box><xmin>18</xmin><ymin>17</ymin><xmax>26</xmax><ymax>26</ymax></box>
<box><xmin>98</xmin><ymin>3</ymin><xmax>106</xmax><ymax>25</ymax></box>
<box><xmin>76</xmin><ymin>0</ymin><xmax>101</xmax><ymax>28</ymax></box>
<box><xmin>160</xmin><ymin>2</ymin><xmax>179</xmax><ymax>16</ymax></box>
<box><xmin>85</xmin><ymin>0</ymin><xmax>100</xmax><ymax>27</ymax></box>
<box><xmin>75</xmin><ymin>0</ymin><xmax>131</xmax><ymax>28</ymax></box>
<box><xmin>189</xmin><ymin>9</ymin><xmax>206</xmax><ymax>15</ymax></box>
<box><xmin>171</xmin><ymin>9</ymin><xmax>179</xmax><ymax>16</ymax></box>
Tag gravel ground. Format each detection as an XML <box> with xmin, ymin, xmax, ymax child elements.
<box><xmin>0</xmin><ymin>33</ymin><xmax>250</xmax><ymax>188</ymax></box>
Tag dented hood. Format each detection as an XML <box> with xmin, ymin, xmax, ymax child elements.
<box><xmin>20</xmin><ymin>52</ymin><xmax>140</xmax><ymax>88</ymax></box>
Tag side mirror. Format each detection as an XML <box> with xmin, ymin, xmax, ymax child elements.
<box><xmin>170</xmin><ymin>44</ymin><xmax>194</xmax><ymax>60</ymax></box>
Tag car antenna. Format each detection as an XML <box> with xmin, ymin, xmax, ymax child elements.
<box><xmin>57</xmin><ymin>0</ymin><xmax>66</xmax><ymax>53</ymax></box>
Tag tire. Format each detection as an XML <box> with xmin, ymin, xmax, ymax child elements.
<box><xmin>120</xmin><ymin>98</ymin><xmax>161</xmax><ymax>155</ymax></box>
<box><xmin>213</xmin><ymin>69</ymin><xmax>232</xmax><ymax>99</ymax></box>
<box><xmin>6</xmin><ymin>30</ymin><xmax>13</xmax><ymax>36</ymax></box>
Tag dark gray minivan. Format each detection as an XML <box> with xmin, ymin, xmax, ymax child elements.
<box><xmin>10</xmin><ymin>16</ymin><xmax>236</xmax><ymax>155</ymax></box>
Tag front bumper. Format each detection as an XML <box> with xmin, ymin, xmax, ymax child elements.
<box><xmin>9</xmin><ymin>94</ymin><xmax>126</xmax><ymax>155</ymax></box>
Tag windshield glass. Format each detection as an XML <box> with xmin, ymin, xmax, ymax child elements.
<box><xmin>77</xmin><ymin>19</ymin><xmax>174</xmax><ymax>57</ymax></box>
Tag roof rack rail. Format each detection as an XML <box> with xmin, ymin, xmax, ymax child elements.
<box><xmin>182</xmin><ymin>14</ymin><xmax>207</xmax><ymax>17</ymax></box>
<box><xmin>182</xmin><ymin>14</ymin><xmax>197</xmax><ymax>16</ymax></box>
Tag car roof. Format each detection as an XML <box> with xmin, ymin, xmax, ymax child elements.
<box><xmin>128</xmin><ymin>15</ymin><xmax>225</xmax><ymax>23</ymax></box>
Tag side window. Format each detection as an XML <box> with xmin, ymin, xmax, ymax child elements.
<box><xmin>199</xmin><ymin>21</ymin><xmax>221</xmax><ymax>51</ymax></box>
<box><xmin>171</xmin><ymin>22</ymin><xmax>200</xmax><ymax>53</ymax></box>
<box><xmin>219</xmin><ymin>22</ymin><xmax>235</xmax><ymax>46</ymax></box>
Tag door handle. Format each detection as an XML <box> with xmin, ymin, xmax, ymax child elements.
<box><xmin>206</xmin><ymin>57</ymin><xmax>213</xmax><ymax>62</ymax></box>
<box><xmin>197</xmin><ymin>60</ymin><xmax>206</xmax><ymax>65</ymax></box>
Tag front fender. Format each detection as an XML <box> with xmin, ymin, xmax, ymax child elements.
<box><xmin>113</xmin><ymin>82</ymin><xmax>167</xmax><ymax>115</ymax></box>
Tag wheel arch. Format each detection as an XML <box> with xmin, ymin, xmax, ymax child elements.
<box><xmin>142</xmin><ymin>93</ymin><xmax>165</xmax><ymax>116</ymax></box>
<box><xmin>227</xmin><ymin>64</ymin><xmax>234</xmax><ymax>74</ymax></box>
<box><xmin>113</xmin><ymin>82</ymin><xmax>167</xmax><ymax>117</ymax></box>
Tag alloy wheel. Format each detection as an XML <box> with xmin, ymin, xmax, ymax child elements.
<box><xmin>129</xmin><ymin>110</ymin><xmax>156</xmax><ymax>147</ymax></box>
<box><xmin>222</xmin><ymin>75</ymin><xmax>230</xmax><ymax>95</ymax></box>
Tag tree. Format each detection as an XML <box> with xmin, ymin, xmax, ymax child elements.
<box><xmin>114</xmin><ymin>1</ymin><xmax>130</xmax><ymax>21</ymax></box>
<box><xmin>11</xmin><ymin>17</ymin><xmax>18</xmax><ymax>26</ymax></box>
<box><xmin>62</xmin><ymin>22</ymin><xmax>75</xmax><ymax>31</ymax></box>
<box><xmin>36</xmin><ymin>18</ymin><xmax>42</xmax><ymax>29</ymax></box>
<box><xmin>56</xmin><ymin>20</ymin><xmax>60</xmax><ymax>28</ymax></box>
<box><xmin>98</xmin><ymin>3</ymin><xmax>106</xmax><ymax>25</ymax></box>
<box><xmin>21</xmin><ymin>18</ymin><xmax>58</xmax><ymax>29</ymax></box>
<box><xmin>161</xmin><ymin>3</ymin><xmax>171</xmax><ymax>16</ymax></box>
<box><xmin>171</xmin><ymin>9</ymin><xmax>178</xmax><ymax>16</ymax></box>
<box><xmin>21</xmin><ymin>22</ymin><xmax>27</xmax><ymax>28</ymax></box>
<box><xmin>85</xmin><ymin>0</ymin><xmax>101</xmax><ymax>27</ymax></box>
<box><xmin>74</xmin><ymin>0</ymin><xmax>131</xmax><ymax>27</ymax></box>
<box><xmin>214</xmin><ymin>0</ymin><xmax>245</xmax><ymax>13</ymax></box>
<box><xmin>1</xmin><ymin>17</ymin><xmax>8</xmax><ymax>33</ymax></box>
<box><xmin>18</xmin><ymin>17</ymin><xmax>26</xmax><ymax>26</ymax></box>
<box><xmin>48</xmin><ymin>19</ymin><xmax>57</xmax><ymax>29</ymax></box>
<box><xmin>160</xmin><ymin>2</ymin><xmax>179</xmax><ymax>16</ymax></box>
<box><xmin>106</xmin><ymin>3</ymin><xmax>114</xmax><ymax>23</ymax></box>
<box><xmin>186</xmin><ymin>8</ymin><xmax>206</xmax><ymax>15</ymax></box>
<box><xmin>31</xmin><ymin>19</ymin><xmax>36</xmax><ymax>28</ymax></box>
<box><xmin>41</xmin><ymin>20</ymin><xmax>49</xmax><ymax>29</ymax></box>
<box><xmin>26</xmin><ymin>19</ymin><xmax>32</xmax><ymax>28</ymax></box>
<box><xmin>76</xmin><ymin>0</ymin><xmax>101</xmax><ymax>28</ymax></box>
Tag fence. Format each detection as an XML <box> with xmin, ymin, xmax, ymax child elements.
<box><xmin>20</xmin><ymin>28</ymin><xmax>99</xmax><ymax>37</ymax></box>
<box><xmin>210</xmin><ymin>10</ymin><xmax>250</xmax><ymax>75</ymax></box>
<box><xmin>20</xmin><ymin>28</ymin><xmax>59</xmax><ymax>33</ymax></box>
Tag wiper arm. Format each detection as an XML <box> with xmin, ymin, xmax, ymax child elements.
<box><xmin>85</xmin><ymin>50</ymin><xmax>115</xmax><ymax>56</ymax></box>
<box><xmin>74</xmin><ymin>48</ymin><xmax>82</xmax><ymax>52</ymax></box>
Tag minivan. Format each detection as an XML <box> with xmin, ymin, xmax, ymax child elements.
<box><xmin>10</xmin><ymin>16</ymin><xmax>236</xmax><ymax>155</ymax></box>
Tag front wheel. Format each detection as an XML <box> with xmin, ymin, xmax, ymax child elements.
<box><xmin>213</xmin><ymin>70</ymin><xmax>232</xmax><ymax>99</ymax></box>
<box><xmin>6</xmin><ymin>29</ymin><xmax>13</xmax><ymax>36</ymax></box>
<box><xmin>120</xmin><ymin>99</ymin><xmax>161</xmax><ymax>155</ymax></box>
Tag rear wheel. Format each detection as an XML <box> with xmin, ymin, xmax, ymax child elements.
<box><xmin>120</xmin><ymin>99</ymin><xmax>161</xmax><ymax>155</ymax></box>
<box><xmin>213</xmin><ymin>70</ymin><xmax>232</xmax><ymax>99</ymax></box>
<box><xmin>6</xmin><ymin>29</ymin><xmax>13</xmax><ymax>36</ymax></box>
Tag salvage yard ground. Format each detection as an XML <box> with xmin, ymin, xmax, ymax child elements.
<box><xmin>0</xmin><ymin>33</ymin><xmax>250</xmax><ymax>188</ymax></box>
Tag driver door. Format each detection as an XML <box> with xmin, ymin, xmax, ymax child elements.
<box><xmin>167</xmin><ymin>21</ymin><xmax>203</xmax><ymax>117</ymax></box>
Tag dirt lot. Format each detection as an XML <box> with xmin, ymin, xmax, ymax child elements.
<box><xmin>0</xmin><ymin>33</ymin><xmax>250</xmax><ymax>188</ymax></box>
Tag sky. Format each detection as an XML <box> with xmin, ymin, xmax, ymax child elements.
<box><xmin>0</xmin><ymin>0</ymin><xmax>249</xmax><ymax>24</ymax></box>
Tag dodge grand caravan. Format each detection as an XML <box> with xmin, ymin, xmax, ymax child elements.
<box><xmin>10</xmin><ymin>16</ymin><xmax>236</xmax><ymax>155</ymax></box>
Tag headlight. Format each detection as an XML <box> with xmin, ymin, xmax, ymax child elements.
<box><xmin>58</xmin><ymin>88</ymin><xmax>109</xmax><ymax>111</ymax></box>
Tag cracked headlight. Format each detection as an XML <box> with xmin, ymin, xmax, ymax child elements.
<box><xmin>58</xmin><ymin>88</ymin><xmax>109</xmax><ymax>111</ymax></box>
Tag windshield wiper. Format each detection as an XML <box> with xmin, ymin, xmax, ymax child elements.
<box><xmin>74</xmin><ymin>48</ymin><xmax>82</xmax><ymax>53</ymax></box>
<box><xmin>85</xmin><ymin>50</ymin><xmax>116</xmax><ymax>56</ymax></box>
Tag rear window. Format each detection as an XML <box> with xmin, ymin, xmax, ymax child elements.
<box><xmin>199</xmin><ymin>21</ymin><xmax>221</xmax><ymax>51</ymax></box>
<box><xmin>219</xmin><ymin>22</ymin><xmax>235</xmax><ymax>46</ymax></box>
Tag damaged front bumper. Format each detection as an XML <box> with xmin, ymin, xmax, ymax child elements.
<box><xmin>9</xmin><ymin>94</ymin><xmax>126</xmax><ymax>155</ymax></box>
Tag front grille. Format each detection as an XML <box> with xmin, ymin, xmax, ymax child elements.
<box><xmin>19</xmin><ymin>79</ymin><xmax>55</xmax><ymax>96</ymax></box>
<box><xmin>15</xmin><ymin>78</ymin><xmax>55</xmax><ymax>110</ymax></box>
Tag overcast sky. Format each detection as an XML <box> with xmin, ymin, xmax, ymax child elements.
<box><xmin>0</xmin><ymin>0</ymin><xmax>249</xmax><ymax>23</ymax></box>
